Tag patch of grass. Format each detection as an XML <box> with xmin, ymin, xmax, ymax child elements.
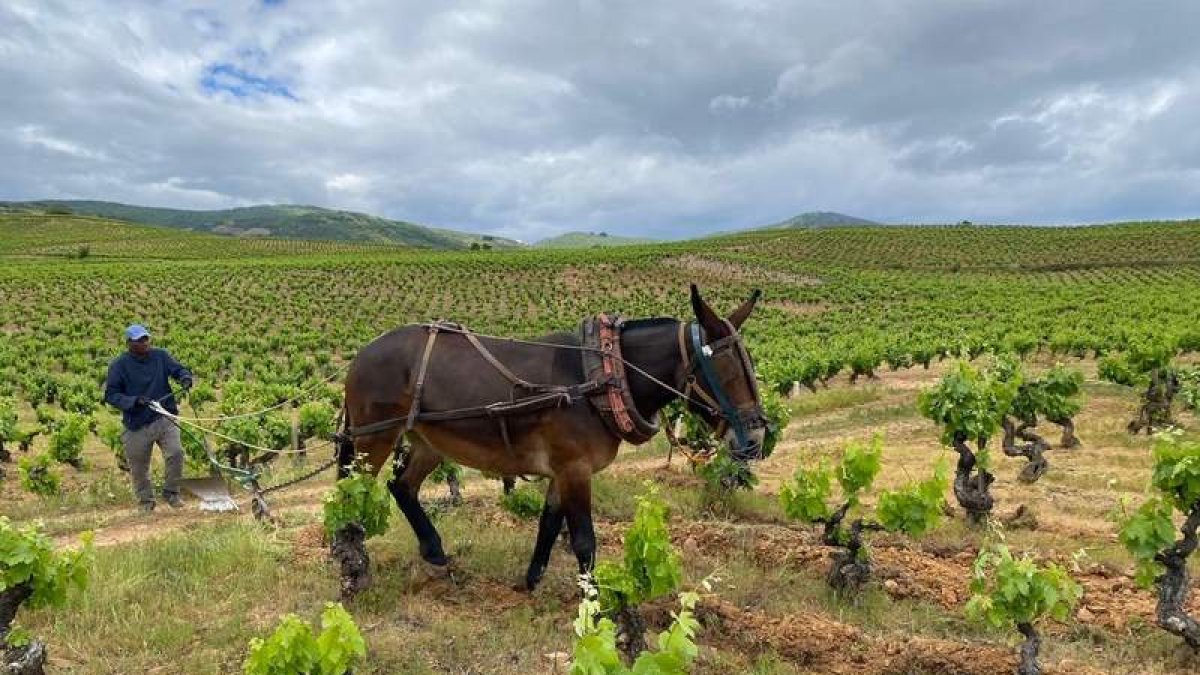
<box><xmin>794</xmin><ymin>401</ymin><xmax>920</xmax><ymax>437</ymax></box>
<box><xmin>694</xmin><ymin>484</ymin><xmax>785</xmax><ymax>523</ymax></box>
<box><xmin>5</xmin><ymin>469</ymin><xmax>136</xmax><ymax>523</ymax></box>
<box><xmin>786</xmin><ymin>385</ymin><xmax>886</xmax><ymax>416</ymax></box>
<box><xmin>23</xmin><ymin>521</ymin><xmax>327</xmax><ymax>674</ymax></box>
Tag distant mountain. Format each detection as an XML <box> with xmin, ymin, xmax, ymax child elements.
<box><xmin>534</xmin><ymin>231</ymin><xmax>657</xmax><ymax>248</ymax></box>
<box><xmin>763</xmin><ymin>211</ymin><xmax>880</xmax><ymax>229</ymax></box>
<box><xmin>0</xmin><ymin>200</ymin><xmax>522</xmax><ymax>250</ymax></box>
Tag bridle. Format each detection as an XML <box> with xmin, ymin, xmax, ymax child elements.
<box><xmin>677</xmin><ymin>319</ymin><xmax>767</xmax><ymax>460</ymax></box>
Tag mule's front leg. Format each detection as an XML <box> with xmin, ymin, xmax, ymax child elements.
<box><xmin>558</xmin><ymin>465</ymin><xmax>597</xmax><ymax>578</ymax></box>
<box><xmin>524</xmin><ymin>480</ymin><xmax>563</xmax><ymax>591</ymax></box>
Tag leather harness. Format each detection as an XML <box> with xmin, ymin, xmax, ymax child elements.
<box><xmin>345</xmin><ymin>315</ymin><xmax>764</xmax><ymax>456</ymax></box>
<box><xmin>347</xmin><ymin>317</ymin><xmax>663</xmax><ymax>449</ymax></box>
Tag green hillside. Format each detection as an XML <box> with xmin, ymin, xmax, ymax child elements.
<box><xmin>0</xmin><ymin>212</ymin><xmax>410</xmax><ymax>260</ymax></box>
<box><xmin>534</xmin><ymin>231</ymin><xmax>657</xmax><ymax>248</ymax></box>
<box><xmin>763</xmin><ymin>211</ymin><xmax>881</xmax><ymax>228</ymax></box>
<box><xmin>0</xmin><ymin>200</ymin><xmax>522</xmax><ymax>250</ymax></box>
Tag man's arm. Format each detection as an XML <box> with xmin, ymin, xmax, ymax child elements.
<box><xmin>164</xmin><ymin>350</ymin><xmax>193</xmax><ymax>387</ymax></box>
<box><xmin>104</xmin><ymin>360</ymin><xmax>139</xmax><ymax>411</ymax></box>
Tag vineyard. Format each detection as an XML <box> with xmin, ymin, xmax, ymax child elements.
<box><xmin>2</xmin><ymin>212</ymin><xmax>1200</xmax><ymax>674</ymax></box>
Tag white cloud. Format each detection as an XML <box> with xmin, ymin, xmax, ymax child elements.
<box><xmin>325</xmin><ymin>172</ymin><xmax>369</xmax><ymax>193</ymax></box>
<box><xmin>2</xmin><ymin>1</ymin><xmax>1200</xmax><ymax>238</ymax></box>
<box><xmin>16</xmin><ymin>125</ymin><xmax>108</xmax><ymax>161</ymax></box>
<box><xmin>709</xmin><ymin>94</ymin><xmax>751</xmax><ymax>113</ymax></box>
<box><xmin>769</xmin><ymin>41</ymin><xmax>886</xmax><ymax>102</ymax></box>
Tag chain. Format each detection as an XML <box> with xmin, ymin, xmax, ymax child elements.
<box><xmin>259</xmin><ymin>456</ymin><xmax>339</xmax><ymax>495</ymax></box>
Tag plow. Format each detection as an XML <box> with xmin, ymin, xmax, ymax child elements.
<box><xmin>149</xmin><ymin>399</ymin><xmax>339</xmax><ymax>522</ymax></box>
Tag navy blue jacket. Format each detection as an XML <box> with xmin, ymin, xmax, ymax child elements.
<box><xmin>104</xmin><ymin>348</ymin><xmax>192</xmax><ymax>431</ymax></box>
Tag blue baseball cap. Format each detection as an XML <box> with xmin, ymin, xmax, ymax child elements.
<box><xmin>124</xmin><ymin>324</ymin><xmax>151</xmax><ymax>341</ymax></box>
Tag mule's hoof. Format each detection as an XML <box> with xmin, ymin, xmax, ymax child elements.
<box><xmin>1018</xmin><ymin>462</ymin><xmax>1048</xmax><ymax>484</ymax></box>
<box><xmin>419</xmin><ymin>559</ymin><xmax>452</xmax><ymax>580</ymax></box>
<box><xmin>423</xmin><ymin>557</ymin><xmax>465</xmax><ymax>586</ymax></box>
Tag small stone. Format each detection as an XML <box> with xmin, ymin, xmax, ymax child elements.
<box><xmin>1076</xmin><ymin>607</ymin><xmax>1096</xmax><ymax>622</ymax></box>
<box><xmin>883</xmin><ymin>579</ymin><xmax>900</xmax><ymax>594</ymax></box>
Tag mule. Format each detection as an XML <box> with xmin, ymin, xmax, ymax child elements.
<box><xmin>339</xmin><ymin>285</ymin><xmax>766</xmax><ymax>590</ymax></box>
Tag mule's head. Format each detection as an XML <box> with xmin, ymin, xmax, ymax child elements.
<box><xmin>684</xmin><ymin>284</ymin><xmax>767</xmax><ymax>462</ymax></box>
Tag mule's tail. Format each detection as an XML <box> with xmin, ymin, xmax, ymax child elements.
<box><xmin>334</xmin><ymin>406</ymin><xmax>356</xmax><ymax>479</ymax></box>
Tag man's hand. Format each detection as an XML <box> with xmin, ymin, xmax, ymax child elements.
<box><xmin>135</xmin><ymin>396</ymin><xmax>151</xmax><ymax>407</ymax></box>
<box><xmin>179</xmin><ymin>378</ymin><xmax>193</xmax><ymax>392</ymax></box>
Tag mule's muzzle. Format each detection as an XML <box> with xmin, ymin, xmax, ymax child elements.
<box><xmin>725</xmin><ymin>409</ymin><xmax>768</xmax><ymax>462</ymax></box>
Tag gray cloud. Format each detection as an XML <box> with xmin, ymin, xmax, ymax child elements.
<box><xmin>2</xmin><ymin>0</ymin><xmax>1199</xmax><ymax>240</ymax></box>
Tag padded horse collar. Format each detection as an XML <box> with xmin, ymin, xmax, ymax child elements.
<box><xmin>581</xmin><ymin>314</ymin><xmax>661</xmax><ymax>445</ymax></box>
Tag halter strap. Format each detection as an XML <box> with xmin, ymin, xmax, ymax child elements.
<box><xmin>676</xmin><ymin>320</ymin><xmax>764</xmax><ymax>457</ymax></box>
<box><xmin>677</xmin><ymin>321</ymin><xmax>722</xmax><ymax>414</ymax></box>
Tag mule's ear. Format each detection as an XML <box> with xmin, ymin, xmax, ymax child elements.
<box><xmin>690</xmin><ymin>284</ymin><xmax>729</xmax><ymax>338</ymax></box>
<box><xmin>727</xmin><ymin>289</ymin><xmax>762</xmax><ymax>330</ymax></box>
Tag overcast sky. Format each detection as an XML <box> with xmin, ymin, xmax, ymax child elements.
<box><xmin>3</xmin><ymin>1</ymin><xmax>1199</xmax><ymax>241</ymax></box>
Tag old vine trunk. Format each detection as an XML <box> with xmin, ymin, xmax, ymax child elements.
<box><xmin>1155</xmin><ymin>506</ymin><xmax>1200</xmax><ymax>650</ymax></box>
<box><xmin>331</xmin><ymin>522</ymin><xmax>371</xmax><ymax>601</ymax></box>
<box><xmin>952</xmin><ymin>433</ymin><xmax>994</xmax><ymax>525</ymax></box>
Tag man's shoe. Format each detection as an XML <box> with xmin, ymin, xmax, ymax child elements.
<box><xmin>165</xmin><ymin>494</ymin><xmax>184</xmax><ymax>509</ymax></box>
<box><xmin>138</xmin><ymin>502</ymin><xmax>155</xmax><ymax>514</ymax></box>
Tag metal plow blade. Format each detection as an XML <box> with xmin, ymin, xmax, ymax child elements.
<box><xmin>179</xmin><ymin>476</ymin><xmax>239</xmax><ymax>512</ymax></box>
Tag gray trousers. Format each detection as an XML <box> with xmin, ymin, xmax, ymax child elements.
<box><xmin>122</xmin><ymin>416</ymin><xmax>183</xmax><ymax>504</ymax></box>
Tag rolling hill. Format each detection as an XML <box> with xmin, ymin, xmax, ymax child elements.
<box><xmin>534</xmin><ymin>231</ymin><xmax>657</xmax><ymax>248</ymax></box>
<box><xmin>0</xmin><ymin>200</ymin><xmax>522</xmax><ymax>250</ymax></box>
<box><xmin>763</xmin><ymin>211</ymin><xmax>881</xmax><ymax>229</ymax></box>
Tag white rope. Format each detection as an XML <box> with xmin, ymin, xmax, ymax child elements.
<box><xmin>151</xmin><ymin>402</ymin><xmax>331</xmax><ymax>457</ymax></box>
<box><xmin>167</xmin><ymin>365</ymin><xmax>349</xmax><ymax>423</ymax></box>
<box><xmin>168</xmin><ymin>328</ymin><xmax>395</xmax><ymax>423</ymax></box>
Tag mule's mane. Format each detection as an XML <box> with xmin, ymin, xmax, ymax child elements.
<box><xmin>621</xmin><ymin>316</ymin><xmax>679</xmax><ymax>331</ymax></box>
<box><xmin>530</xmin><ymin>316</ymin><xmax>678</xmax><ymax>346</ymax></box>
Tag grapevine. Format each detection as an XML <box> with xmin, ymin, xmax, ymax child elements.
<box><xmin>322</xmin><ymin>470</ymin><xmax>392</xmax><ymax>600</ymax></box>
<box><xmin>243</xmin><ymin>602</ymin><xmax>367</xmax><ymax>675</ymax></box>
<box><xmin>1118</xmin><ymin>435</ymin><xmax>1200</xmax><ymax>649</ymax></box>
<box><xmin>780</xmin><ymin>435</ymin><xmax>949</xmax><ymax>590</ymax></box>
<box><xmin>0</xmin><ymin>518</ymin><xmax>93</xmax><ymax>673</ymax></box>
<box><xmin>919</xmin><ymin>361</ymin><xmax>1017</xmax><ymax>524</ymax></box>
<box><xmin>965</xmin><ymin>543</ymin><xmax>1081</xmax><ymax>675</ymax></box>
<box><xmin>593</xmin><ymin>487</ymin><xmax>683</xmax><ymax>661</ymax></box>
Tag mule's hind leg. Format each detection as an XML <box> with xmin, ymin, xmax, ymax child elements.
<box><xmin>389</xmin><ymin>435</ymin><xmax>449</xmax><ymax>567</ymax></box>
<box><xmin>524</xmin><ymin>479</ymin><xmax>563</xmax><ymax>591</ymax></box>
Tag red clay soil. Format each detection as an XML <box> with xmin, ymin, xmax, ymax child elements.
<box><xmin>667</xmin><ymin>519</ymin><xmax>1199</xmax><ymax>634</ymax></box>
<box><xmin>689</xmin><ymin>598</ymin><xmax>1107</xmax><ymax>675</ymax></box>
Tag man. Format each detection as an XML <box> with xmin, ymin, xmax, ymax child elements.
<box><xmin>104</xmin><ymin>324</ymin><xmax>193</xmax><ymax>512</ymax></box>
